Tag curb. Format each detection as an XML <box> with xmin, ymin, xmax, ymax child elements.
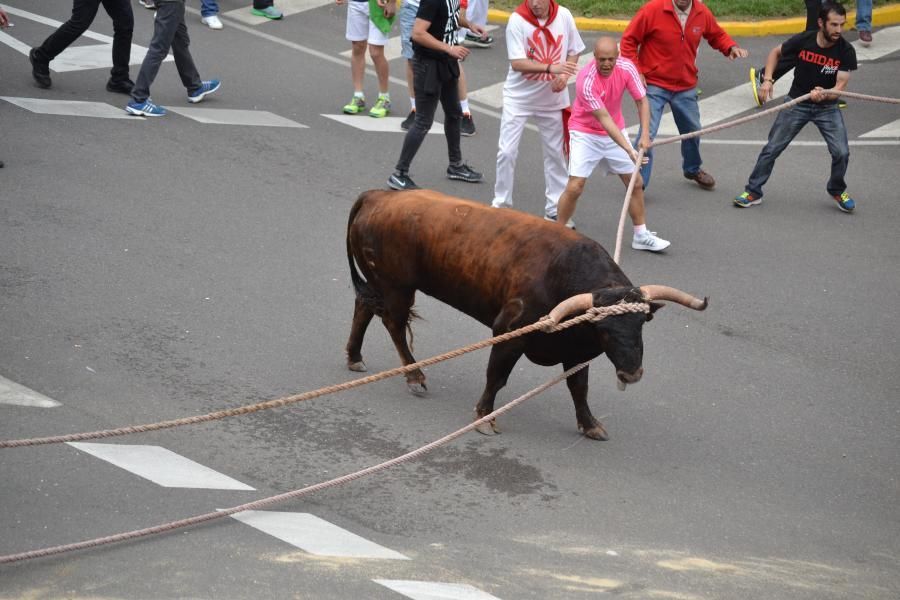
<box><xmin>487</xmin><ymin>3</ymin><xmax>900</xmax><ymax>36</ymax></box>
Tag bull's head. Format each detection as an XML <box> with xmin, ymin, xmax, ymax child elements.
<box><xmin>548</xmin><ymin>285</ymin><xmax>708</xmax><ymax>388</ymax></box>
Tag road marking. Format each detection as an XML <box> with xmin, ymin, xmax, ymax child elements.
<box><xmin>229</xmin><ymin>510</ymin><xmax>409</xmax><ymax>559</ymax></box>
<box><xmin>860</xmin><ymin>117</ymin><xmax>900</xmax><ymax>138</ymax></box>
<box><xmin>322</xmin><ymin>113</ymin><xmax>445</xmax><ymax>134</ymax></box>
<box><xmin>222</xmin><ymin>0</ymin><xmax>334</xmax><ymax>25</ymax></box>
<box><xmin>0</xmin><ymin>376</ymin><xmax>61</xmax><ymax>408</ymax></box>
<box><xmin>373</xmin><ymin>579</ymin><xmax>503</xmax><ymax>599</ymax></box>
<box><xmin>67</xmin><ymin>442</ymin><xmax>255</xmax><ymax>490</ymax></box>
<box><xmin>1</xmin><ymin>96</ymin><xmax>139</xmax><ymax>119</ymax></box>
<box><xmin>0</xmin><ymin>6</ymin><xmax>170</xmax><ymax>71</ymax></box>
<box><xmin>167</xmin><ymin>106</ymin><xmax>308</xmax><ymax>127</ymax></box>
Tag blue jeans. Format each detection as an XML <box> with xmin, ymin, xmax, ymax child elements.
<box><xmin>200</xmin><ymin>0</ymin><xmax>219</xmax><ymax>18</ymax></box>
<box><xmin>634</xmin><ymin>84</ymin><xmax>702</xmax><ymax>189</ymax></box>
<box><xmin>855</xmin><ymin>0</ymin><xmax>872</xmax><ymax>31</ymax></box>
<box><xmin>745</xmin><ymin>100</ymin><xmax>849</xmax><ymax>199</ymax></box>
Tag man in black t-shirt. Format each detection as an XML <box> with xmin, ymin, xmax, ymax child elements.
<box><xmin>387</xmin><ymin>0</ymin><xmax>486</xmax><ymax>190</ymax></box>
<box><xmin>734</xmin><ymin>2</ymin><xmax>857</xmax><ymax>213</ymax></box>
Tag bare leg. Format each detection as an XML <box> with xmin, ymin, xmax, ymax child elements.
<box><xmin>350</xmin><ymin>40</ymin><xmax>366</xmax><ymax>93</ymax></box>
<box><xmin>368</xmin><ymin>43</ymin><xmax>389</xmax><ymax>94</ymax></box>
<box><xmin>618</xmin><ymin>171</ymin><xmax>646</xmax><ymax>226</ymax></box>
<box><xmin>556</xmin><ymin>176</ymin><xmax>586</xmax><ymax>226</ymax></box>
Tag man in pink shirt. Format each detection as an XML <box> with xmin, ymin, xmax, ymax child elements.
<box><xmin>556</xmin><ymin>37</ymin><xmax>670</xmax><ymax>252</ymax></box>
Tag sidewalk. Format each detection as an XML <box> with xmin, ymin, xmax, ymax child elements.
<box><xmin>487</xmin><ymin>3</ymin><xmax>900</xmax><ymax>35</ymax></box>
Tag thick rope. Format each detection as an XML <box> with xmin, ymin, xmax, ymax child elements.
<box><xmin>610</xmin><ymin>88</ymin><xmax>900</xmax><ymax>261</ymax></box>
<box><xmin>0</xmin><ymin>303</ymin><xmax>648</xmax><ymax>449</ymax></box>
<box><xmin>0</xmin><ymin>362</ymin><xmax>589</xmax><ymax>565</ymax></box>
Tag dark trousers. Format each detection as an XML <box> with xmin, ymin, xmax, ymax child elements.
<box><xmin>253</xmin><ymin>0</ymin><xmax>274</xmax><ymax>8</ymax></box>
<box><xmin>34</xmin><ymin>0</ymin><xmax>134</xmax><ymax>83</ymax></box>
<box><xmin>768</xmin><ymin>0</ymin><xmax>823</xmax><ymax>81</ymax></box>
<box><xmin>394</xmin><ymin>56</ymin><xmax>462</xmax><ymax>174</ymax></box>
<box><xmin>131</xmin><ymin>0</ymin><xmax>201</xmax><ymax>103</ymax></box>
<box><xmin>745</xmin><ymin>101</ymin><xmax>849</xmax><ymax>199</ymax></box>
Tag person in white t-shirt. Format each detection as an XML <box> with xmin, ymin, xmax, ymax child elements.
<box><xmin>555</xmin><ymin>37</ymin><xmax>670</xmax><ymax>252</ymax></box>
<box><xmin>491</xmin><ymin>0</ymin><xmax>582</xmax><ymax>223</ymax></box>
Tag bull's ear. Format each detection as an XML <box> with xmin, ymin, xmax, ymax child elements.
<box><xmin>645</xmin><ymin>301</ymin><xmax>664</xmax><ymax>321</ymax></box>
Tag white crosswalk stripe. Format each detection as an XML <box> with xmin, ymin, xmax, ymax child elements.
<box><xmin>860</xmin><ymin>117</ymin><xmax>900</xmax><ymax>138</ymax></box>
<box><xmin>67</xmin><ymin>442</ymin><xmax>256</xmax><ymax>489</ymax></box>
<box><xmin>229</xmin><ymin>510</ymin><xmax>409</xmax><ymax>559</ymax></box>
<box><xmin>1</xmin><ymin>96</ymin><xmax>140</xmax><ymax>119</ymax></box>
<box><xmin>322</xmin><ymin>113</ymin><xmax>445</xmax><ymax>133</ymax></box>
<box><xmin>167</xmin><ymin>106</ymin><xmax>308</xmax><ymax>127</ymax></box>
<box><xmin>374</xmin><ymin>579</ymin><xmax>503</xmax><ymax>599</ymax></box>
<box><xmin>0</xmin><ymin>375</ymin><xmax>61</xmax><ymax>407</ymax></box>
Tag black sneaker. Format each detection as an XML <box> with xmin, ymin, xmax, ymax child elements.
<box><xmin>447</xmin><ymin>163</ymin><xmax>483</xmax><ymax>183</ymax></box>
<box><xmin>388</xmin><ymin>172</ymin><xmax>419</xmax><ymax>190</ymax></box>
<box><xmin>463</xmin><ymin>33</ymin><xmax>494</xmax><ymax>48</ymax></box>
<box><xmin>29</xmin><ymin>49</ymin><xmax>52</xmax><ymax>89</ymax></box>
<box><xmin>400</xmin><ymin>110</ymin><xmax>415</xmax><ymax>131</ymax></box>
<box><xmin>106</xmin><ymin>78</ymin><xmax>135</xmax><ymax>94</ymax></box>
<box><xmin>460</xmin><ymin>113</ymin><xmax>476</xmax><ymax>137</ymax></box>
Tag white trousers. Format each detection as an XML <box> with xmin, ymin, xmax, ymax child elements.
<box><xmin>492</xmin><ymin>104</ymin><xmax>568</xmax><ymax>217</ymax></box>
<box><xmin>458</xmin><ymin>0</ymin><xmax>488</xmax><ymax>38</ymax></box>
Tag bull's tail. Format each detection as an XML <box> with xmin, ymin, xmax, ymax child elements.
<box><xmin>347</xmin><ymin>192</ymin><xmax>385</xmax><ymax>316</ymax></box>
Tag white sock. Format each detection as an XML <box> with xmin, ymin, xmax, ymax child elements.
<box><xmin>633</xmin><ymin>224</ymin><xmax>647</xmax><ymax>237</ymax></box>
<box><xmin>353</xmin><ymin>91</ymin><xmax>364</xmax><ymax>99</ymax></box>
<box><xmin>460</xmin><ymin>98</ymin><xmax>470</xmax><ymax>114</ymax></box>
<box><xmin>378</xmin><ymin>92</ymin><xmax>390</xmax><ymax>100</ymax></box>
<box><xmin>409</xmin><ymin>98</ymin><xmax>416</xmax><ymax>110</ymax></box>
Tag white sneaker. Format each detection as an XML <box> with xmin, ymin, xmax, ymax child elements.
<box><xmin>632</xmin><ymin>230</ymin><xmax>671</xmax><ymax>252</ymax></box>
<box><xmin>202</xmin><ymin>15</ymin><xmax>223</xmax><ymax>29</ymax></box>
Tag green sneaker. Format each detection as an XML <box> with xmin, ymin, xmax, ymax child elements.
<box><xmin>343</xmin><ymin>95</ymin><xmax>365</xmax><ymax>115</ymax></box>
<box><xmin>251</xmin><ymin>6</ymin><xmax>283</xmax><ymax>19</ymax></box>
<box><xmin>369</xmin><ymin>96</ymin><xmax>391</xmax><ymax>118</ymax></box>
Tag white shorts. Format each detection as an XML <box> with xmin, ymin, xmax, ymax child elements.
<box><xmin>346</xmin><ymin>0</ymin><xmax>389</xmax><ymax>45</ymax></box>
<box><xmin>568</xmin><ymin>130</ymin><xmax>635</xmax><ymax>178</ymax></box>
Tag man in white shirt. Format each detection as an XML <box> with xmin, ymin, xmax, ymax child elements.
<box><xmin>491</xmin><ymin>0</ymin><xmax>581</xmax><ymax>224</ymax></box>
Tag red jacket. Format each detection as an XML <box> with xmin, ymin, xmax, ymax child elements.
<box><xmin>621</xmin><ymin>0</ymin><xmax>737</xmax><ymax>92</ymax></box>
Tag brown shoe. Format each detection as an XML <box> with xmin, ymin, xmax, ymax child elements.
<box><xmin>684</xmin><ymin>169</ymin><xmax>715</xmax><ymax>190</ymax></box>
<box><xmin>859</xmin><ymin>30</ymin><xmax>872</xmax><ymax>47</ymax></box>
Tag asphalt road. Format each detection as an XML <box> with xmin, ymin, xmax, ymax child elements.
<box><xmin>1</xmin><ymin>2</ymin><xmax>899</xmax><ymax>599</ymax></box>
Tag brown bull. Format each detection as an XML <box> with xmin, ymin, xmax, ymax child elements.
<box><xmin>346</xmin><ymin>189</ymin><xmax>707</xmax><ymax>440</ymax></box>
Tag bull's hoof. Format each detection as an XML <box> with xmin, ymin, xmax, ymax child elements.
<box><xmin>407</xmin><ymin>381</ymin><xmax>428</xmax><ymax>397</ymax></box>
<box><xmin>578</xmin><ymin>422</ymin><xmax>609</xmax><ymax>441</ymax></box>
<box><xmin>474</xmin><ymin>419</ymin><xmax>500</xmax><ymax>436</ymax></box>
<box><xmin>347</xmin><ymin>360</ymin><xmax>367</xmax><ymax>372</ymax></box>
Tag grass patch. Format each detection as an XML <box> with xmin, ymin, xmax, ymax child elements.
<box><xmin>490</xmin><ymin>0</ymin><xmax>894</xmax><ymax>21</ymax></box>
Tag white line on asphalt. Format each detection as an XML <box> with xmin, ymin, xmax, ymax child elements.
<box><xmin>860</xmin><ymin>117</ymin><xmax>900</xmax><ymax>138</ymax></box>
<box><xmin>322</xmin><ymin>113</ymin><xmax>445</xmax><ymax>134</ymax></box>
<box><xmin>0</xmin><ymin>375</ymin><xmax>61</xmax><ymax>407</ymax></box>
<box><xmin>167</xmin><ymin>106</ymin><xmax>308</xmax><ymax>127</ymax></box>
<box><xmin>223</xmin><ymin>0</ymin><xmax>335</xmax><ymax>25</ymax></box>
<box><xmin>1</xmin><ymin>96</ymin><xmax>140</xmax><ymax>119</ymax></box>
<box><xmin>374</xmin><ymin>579</ymin><xmax>503</xmax><ymax>599</ymax></box>
<box><xmin>67</xmin><ymin>442</ymin><xmax>256</xmax><ymax>489</ymax></box>
<box><xmin>229</xmin><ymin>510</ymin><xmax>409</xmax><ymax>559</ymax></box>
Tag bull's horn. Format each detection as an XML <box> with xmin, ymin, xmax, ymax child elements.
<box><xmin>548</xmin><ymin>293</ymin><xmax>594</xmax><ymax>323</ymax></box>
<box><xmin>640</xmin><ymin>285</ymin><xmax>708</xmax><ymax>311</ymax></box>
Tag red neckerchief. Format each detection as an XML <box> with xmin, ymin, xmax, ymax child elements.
<box><xmin>515</xmin><ymin>0</ymin><xmax>559</xmax><ymax>47</ymax></box>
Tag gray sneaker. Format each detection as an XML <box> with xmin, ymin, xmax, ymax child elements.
<box><xmin>632</xmin><ymin>230</ymin><xmax>670</xmax><ymax>252</ymax></box>
<box><xmin>446</xmin><ymin>163</ymin><xmax>483</xmax><ymax>183</ymax></box>
<box><xmin>544</xmin><ymin>214</ymin><xmax>576</xmax><ymax>229</ymax></box>
<box><xmin>388</xmin><ymin>172</ymin><xmax>419</xmax><ymax>190</ymax></box>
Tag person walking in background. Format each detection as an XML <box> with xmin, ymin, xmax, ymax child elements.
<box><xmin>491</xmin><ymin>0</ymin><xmax>582</xmax><ymax>224</ymax></box>
<box><xmin>337</xmin><ymin>0</ymin><xmax>395</xmax><ymax>118</ymax></box>
<box><xmin>621</xmin><ymin>0</ymin><xmax>748</xmax><ymax>192</ymax></box>
<box><xmin>29</xmin><ymin>0</ymin><xmax>134</xmax><ymax>93</ymax></box>
<box><xmin>251</xmin><ymin>0</ymin><xmax>283</xmax><ymax>19</ymax></box>
<box><xmin>555</xmin><ymin>37</ymin><xmax>670</xmax><ymax>252</ymax></box>
<box><xmin>125</xmin><ymin>0</ymin><xmax>220</xmax><ymax>116</ymax></box>
<box><xmin>200</xmin><ymin>0</ymin><xmax>223</xmax><ymax>29</ymax></box>
<box><xmin>459</xmin><ymin>0</ymin><xmax>493</xmax><ymax>47</ymax></box>
<box><xmin>735</xmin><ymin>2</ymin><xmax>857</xmax><ymax>213</ymax></box>
<box><xmin>387</xmin><ymin>0</ymin><xmax>486</xmax><ymax>190</ymax></box>
<box><xmin>855</xmin><ymin>0</ymin><xmax>873</xmax><ymax>46</ymax></box>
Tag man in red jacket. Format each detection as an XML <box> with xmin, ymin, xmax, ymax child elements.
<box><xmin>621</xmin><ymin>0</ymin><xmax>748</xmax><ymax>191</ymax></box>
